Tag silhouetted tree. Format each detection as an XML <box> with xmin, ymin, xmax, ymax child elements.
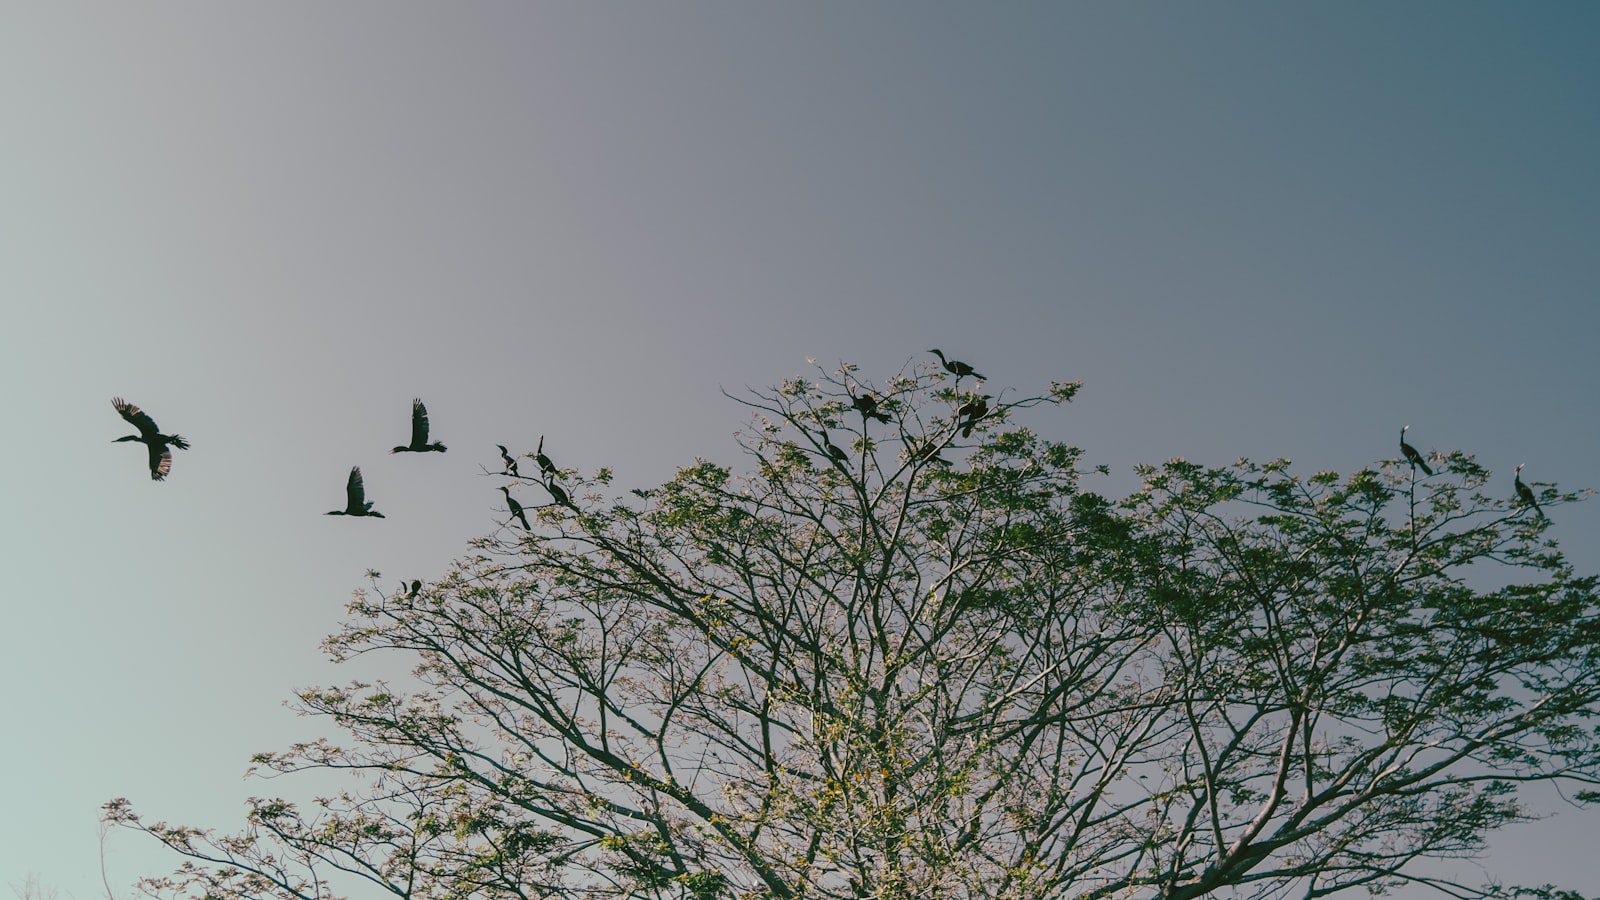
<box><xmin>109</xmin><ymin>360</ymin><xmax>1599</xmax><ymax>900</ymax></box>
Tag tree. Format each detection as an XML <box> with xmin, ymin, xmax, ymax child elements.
<box><xmin>108</xmin><ymin>360</ymin><xmax>1600</xmax><ymax>899</ymax></box>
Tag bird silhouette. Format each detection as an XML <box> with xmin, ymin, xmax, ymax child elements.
<box><xmin>392</xmin><ymin>399</ymin><xmax>447</xmax><ymax>453</ymax></box>
<box><xmin>326</xmin><ymin>467</ymin><xmax>385</xmax><ymax>518</ymax></box>
<box><xmin>400</xmin><ymin>579</ymin><xmax>421</xmax><ymax>599</ymax></box>
<box><xmin>850</xmin><ymin>392</ymin><xmax>892</xmax><ymax>424</ymax></box>
<box><xmin>112</xmin><ymin>398</ymin><xmax>191</xmax><ymax>481</ymax></box>
<box><xmin>535</xmin><ymin>435</ymin><xmax>559</xmax><ymax>480</ymax></box>
<box><xmin>821</xmin><ymin>433</ymin><xmax>850</xmax><ymax>467</ymax></box>
<box><xmin>543</xmin><ymin>477</ymin><xmax>574</xmax><ymax>509</ymax></box>
<box><xmin>496</xmin><ymin>444</ymin><xmax>521</xmax><ymax>478</ymax></box>
<box><xmin>501</xmin><ymin>485</ymin><xmax>532</xmax><ymax>531</ymax></box>
<box><xmin>1400</xmin><ymin>425</ymin><xmax>1433</xmax><ymax>476</ymax></box>
<box><xmin>957</xmin><ymin>394</ymin><xmax>991</xmax><ymax>438</ymax></box>
<box><xmin>929</xmin><ymin>349</ymin><xmax>984</xmax><ymax>381</ymax></box>
<box><xmin>1514</xmin><ymin>464</ymin><xmax>1545</xmax><ymax>519</ymax></box>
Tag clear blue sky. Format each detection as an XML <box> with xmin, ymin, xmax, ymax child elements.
<box><xmin>1</xmin><ymin>3</ymin><xmax>1597</xmax><ymax>894</ymax></box>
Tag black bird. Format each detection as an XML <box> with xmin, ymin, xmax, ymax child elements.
<box><xmin>112</xmin><ymin>397</ymin><xmax>191</xmax><ymax>481</ymax></box>
<box><xmin>1514</xmin><ymin>464</ymin><xmax>1545</xmax><ymax>519</ymax></box>
<box><xmin>850</xmin><ymin>392</ymin><xmax>892</xmax><ymax>424</ymax></box>
<box><xmin>929</xmin><ymin>349</ymin><xmax>984</xmax><ymax>381</ymax></box>
<box><xmin>400</xmin><ymin>579</ymin><xmax>421</xmax><ymax>599</ymax></box>
<box><xmin>1399</xmin><ymin>425</ymin><xmax>1433</xmax><ymax>476</ymax></box>
<box><xmin>535</xmin><ymin>435</ymin><xmax>559</xmax><ymax>480</ymax></box>
<box><xmin>821</xmin><ymin>433</ymin><xmax>850</xmax><ymax>467</ymax></box>
<box><xmin>496</xmin><ymin>444</ymin><xmax>521</xmax><ymax>478</ymax></box>
<box><xmin>957</xmin><ymin>394</ymin><xmax>991</xmax><ymax>438</ymax></box>
<box><xmin>543</xmin><ymin>477</ymin><xmax>574</xmax><ymax>509</ymax></box>
<box><xmin>501</xmin><ymin>485</ymin><xmax>532</xmax><ymax>531</ymax></box>
<box><xmin>908</xmin><ymin>439</ymin><xmax>951</xmax><ymax>468</ymax></box>
<box><xmin>326</xmin><ymin>467</ymin><xmax>385</xmax><ymax>518</ymax></box>
<box><xmin>392</xmin><ymin>399</ymin><xmax>447</xmax><ymax>453</ymax></box>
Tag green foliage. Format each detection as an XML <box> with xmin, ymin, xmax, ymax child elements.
<box><xmin>108</xmin><ymin>359</ymin><xmax>1599</xmax><ymax>900</ymax></box>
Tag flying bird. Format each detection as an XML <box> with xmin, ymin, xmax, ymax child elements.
<box><xmin>326</xmin><ymin>467</ymin><xmax>385</xmax><ymax>518</ymax></box>
<box><xmin>1514</xmin><ymin>464</ymin><xmax>1545</xmax><ymax>519</ymax></box>
<box><xmin>929</xmin><ymin>349</ymin><xmax>984</xmax><ymax>381</ymax></box>
<box><xmin>496</xmin><ymin>444</ymin><xmax>521</xmax><ymax>478</ymax></box>
<box><xmin>501</xmin><ymin>485</ymin><xmax>532</xmax><ymax>531</ymax></box>
<box><xmin>1399</xmin><ymin>425</ymin><xmax>1433</xmax><ymax>476</ymax></box>
<box><xmin>111</xmin><ymin>397</ymin><xmax>190</xmax><ymax>481</ymax></box>
<box><xmin>392</xmin><ymin>399</ymin><xmax>447</xmax><ymax>453</ymax></box>
<box><xmin>535</xmin><ymin>435</ymin><xmax>559</xmax><ymax>480</ymax></box>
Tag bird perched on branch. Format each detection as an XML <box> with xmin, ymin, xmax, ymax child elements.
<box><xmin>929</xmin><ymin>349</ymin><xmax>984</xmax><ymax>381</ymax></box>
<box><xmin>326</xmin><ymin>467</ymin><xmax>384</xmax><ymax>518</ymax></box>
<box><xmin>392</xmin><ymin>399</ymin><xmax>447</xmax><ymax>453</ymax></box>
<box><xmin>1514</xmin><ymin>464</ymin><xmax>1545</xmax><ymax>519</ymax></box>
<box><xmin>112</xmin><ymin>397</ymin><xmax>190</xmax><ymax>481</ymax></box>
<box><xmin>957</xmin><ymin>394</ymin><xmax>991</xmax><ymax>438</ymax></box>
<box><xmin>851</xmin><ymin>392</ymin><xmax>892</xmax><ymax>424</ymax></box>
<box><xmin>501</xmin><ymin>485</ymin><xmax>532</xmax><ymax>531</ymax></box>
<box><xmin>822</xmin><ymin>433</ymin><xmax>850</xmax><ymax>467</ymax></box>
<box><xmin>543</xmin><ymin>477</ymin><xmax>574</xmax><ymax>509</ymax></box>
<box><xmin>401</xmin><ymin>580</ymin><xmax>421</xmax><ymax>599</ymax></box>
<box><xmin>535</xmin><ymin>436</ymin><xmax>559</xmax><ymax>480</ymax></box>
<box><xmin>496</xmin><ymin>444</ymin><xmax>521</xmax><ymax>478</ymax></box>
<box><xmin>1400</xmin><ymin>425</ymin><xmax>1433</xmax><ymax>476</ymax></box>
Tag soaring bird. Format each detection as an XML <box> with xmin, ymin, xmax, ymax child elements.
<box><xmin>326</xmin><ymin>467</ymin><xmax>385</xmax><ymax>518</ymax></box>
<box><xmin>501</xmin><ymin>485</ymin><xmax>532</xmax><ymax>531</ymax></box>
<box><xmin>851</xmin><ymin>393</ymin><xmax>892</xmax><ymax>424</ymax></box>
<box><xmin>535</xmin><ymin>436</ymin><xmax>559</xmax><ymax>480</ymax></box>
<box><xmin>1399</xmin><ymin>425</ymin><xmax>1433</xmax><ymax>476</ymax></box>
<box><xmin>929</xmin><ymin>349</ymin><xmax>984</xmax><ymax>381</ymax></box>
<box><xmin>957</xmin><ymin>394</ymin><xmax>991</xmax><ymax>438</ymax></box>
<box><xmin>392</xmin><ymin>399</ymin><xmax>447</xmax><ymax>453</ymax></box>
<box><xmin>496</xmin><ymin>444</ymin><xmax>521</xmax><ymax>478</ymax></box>
<box><xmin>112</xmin><ymin>397</ymin><xmax>191</xmax><ymax>481</ymax></box>
<box><xmin>1514</xmin><ymin>464</ymin><xmax>1545</xmax><ymax>519</ymax></box>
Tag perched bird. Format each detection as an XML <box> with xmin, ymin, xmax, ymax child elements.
<box><xmin>392</xmin><ymin>399</ymin><xmax>447</xmax><ymax>453</ymax></box>
<box><xmin>929</xmin><ymin>349</ymin><xmax>984</xmax><ymax>381</ymax></box>
<box><xmin>957</xmin><ymin>394</ymin><xmax>991</xmax><ymax>438</ymax></box>
<box><xmin>496</xmin><ymin>444</ymin><xmax>521</xmax><ymax>478</ymax></box>
<box><xmin>822</xmin><ymin>433</ymin><xmax>850</xmax><ymax>466</ymax></box>
<box><xmin>1399</xmin><ymin>425</ymin><xmax>1433</xmax><ymax>476</ymax></box>
<box><xmin>908</xmin><ymin>439</ymin><xmax>951</xmax><ymax>468</ymax></box>
<box><xmin>1514</xmin><ymin>464</ymin><xmax>1545</xmax><ymax>519</ymax></box>
<box><xmin>543</xmin><ymin>477</ymin><xmax>574</xmax><ymax>509</ymax></box>
<box><xmin>112</xmin><ymin>397</ymin><xmax>191</xmax><ymax>481</ymax></box>
<box><xmin>535</xmin><ymin>435</ymin><xmax>559</xmax><ymax>480</ymax></box>
<box><xmin>401</xmin><ymin>579</ymin><xmax>421</xmax><ymax>599</ymax></box>
<box><xmin>851</xmin><ymin>392</ymin><xmax>892</xmax><ymax>424</ymax></box>
<box><xmin>501</xmin><ymin>485</ymin><xmax>532</xmax><ymax>531</ymax></box>
<box><xmin>326</xmin><ymin>467</ymin><xmax>385</xmax><ymax>518</ymax></box>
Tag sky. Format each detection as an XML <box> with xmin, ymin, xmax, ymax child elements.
<box><xmin>1</xmin><ymin>2</ymin><xmax>1598</xmax><ymax>895</ymax></box>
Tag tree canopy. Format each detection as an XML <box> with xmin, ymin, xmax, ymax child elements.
<box><xmin>109</xmin><ymin>360</ymin><xmax>1600</xmax><ymax>900</ymax></box>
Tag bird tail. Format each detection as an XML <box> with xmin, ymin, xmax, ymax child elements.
<box><xmin>169</xmin><ymin>435</ymin><xmax>191</xmax><ymax>450</ymax></box>
<box><xmin>1419</xmin><ymin>459</ymin><xmax>1434</xmax><ymax>477</ymax></box>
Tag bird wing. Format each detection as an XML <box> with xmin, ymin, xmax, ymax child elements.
<box><xmin>149</xmin><ymin>445</ymin><xmax>172</xmax><ymax>480</ymax></box>
<box><xmin>411</xmin><ymin>399</ymin><xmax>430</xmax><ymax>446</ymax></box>
<box><xmin>347</xmin><ymin>467</ymin><xmax>366</xmax><ymax>509</ymax></box>
<box><xmin>113</xmin><ymin>397</ymin><xmax>161</xmax><ymax>438</ymax></box>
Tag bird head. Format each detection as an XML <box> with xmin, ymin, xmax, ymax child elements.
<box><xmin>1402</xmin><ymin>425</ymin><xmax>1410</xmax><ymax>436</ymax></box>
<box><xmin>1516</xmin><ymin>463</ymin><xmax>1525</xmax><ymax>475</ymax></box>
<box><xmin>391</xmin><ymin>445</ymin><xmax>409</xmax><ymax>454</ymax></box>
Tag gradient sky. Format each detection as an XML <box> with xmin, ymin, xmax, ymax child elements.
<box><xmin>2</xmin><ymin>3</ymin><xmax>1598</xmax><ymax>895</ymax></box>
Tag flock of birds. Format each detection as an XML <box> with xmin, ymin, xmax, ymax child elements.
<box><xmin>108</xmin><ymin>350</ymin><xmax>1548</xmax><ymax>528</ymax></box>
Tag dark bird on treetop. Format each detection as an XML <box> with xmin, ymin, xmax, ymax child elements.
<box><xmin>326</xmin><ymin>467</ymin><xmax>384</xmax><ymax>518</ymax></box>
<box><xmin>501</xmin><ymin>485</ymin><xmax>532</xmax><ymax>531</ymax></box>
<box><xmin>497</xmin><ymin>444</ymin><xmax>520</xmax><ymax>478</ymax></box>
<box><xmin>112</xmin><ymin>397</ymin><xmax>190</xmax><ymax>481</ymax></box>
<box><xmin>1514</xmin><ymin>464</ymin><xmax>1545</xmax><ymax>519</ymax></box>
<box><xmin>1400</xmin><ymin>425</ymin><xmax>1433</xmax><ymax>476</ymax></box>
<box><xmin>535</xmin><ymin>435</ymin><xmax>559</xmax><ymax>479</ymax></box>
<box><xmin>543</xmin><ymin>477</ymin><xmax>574</xmax><ymax>509</ymax></box>
<box><xmin>851</xmin><ymin>392</ymin><xmax>892</xmax><ymax>424</ymax></box>
<box><xmin>929</xmin><ymin>349</ymin><xmax>984</xmax><ymax>381</ymax></box>
<box><xmin>401</xmin><ymin>580</ymin><xmax>421</xmax><ymax>599</ymax></box>
<box><xmin>822</xmin><ymin>433</ymin><xmax>850</xmax><ymax>466</ymax></box>
<box><xmin>392</xmin><ymin>399</ymin><xmax>447</xmax><ymax>453</ymax></box>
<box><xmin>957</xmin><ymin>394</ymin><xmax>992</xmax><ymax>438</ymax></box>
